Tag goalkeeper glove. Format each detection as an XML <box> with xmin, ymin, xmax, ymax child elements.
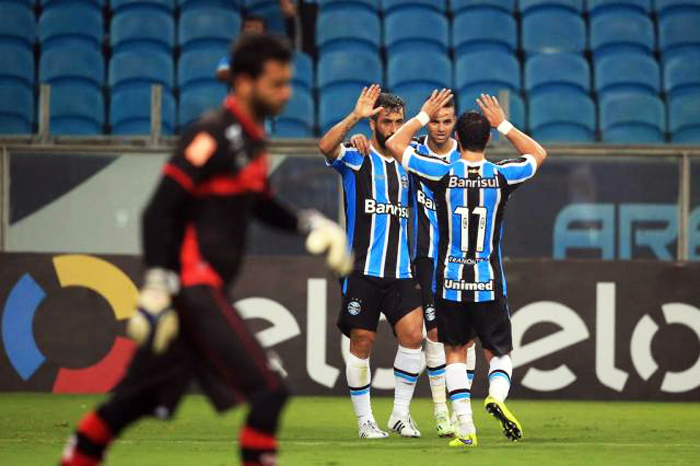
<box><xmin>301</xmin><ymin>210</ymin><xmax>354</xmax><ymax>276</ymax></box>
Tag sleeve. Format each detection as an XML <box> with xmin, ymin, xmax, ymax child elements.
<box><xmin>401</xmin><ymin>146</ymin><xmax>451</xmax><ymax>181</ymax></box>
<box><xmin>496</xmin><ymin>154</ymin><xmax>538</xmax><ymax>185</ymax></box>
<box><xmin>325</xmin><ymin>142</ymin><xmax>365</xmax><ymax>172</ymax></box>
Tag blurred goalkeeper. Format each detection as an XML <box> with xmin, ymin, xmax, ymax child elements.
<box><xmin>61</xmin><ymin>33</ymin><xmax>351</xmax><ymax>466</ymax></box>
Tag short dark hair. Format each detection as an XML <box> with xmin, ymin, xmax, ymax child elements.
<box><xmin>229</xmin><ymin>33</ymin><xmax>292</xmax><ymax>81</ymax></box>
<box><xmin>372</xmin><ymin>93</ymin><xmax>405</xmax><ymax>120</ymax></box>
<box><xmin>455</xmin><ymin>111</ymin><xmax>491</xmax><ymax>152</ymax></box>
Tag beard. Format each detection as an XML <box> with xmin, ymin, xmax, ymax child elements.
<box><xmin>375</xmin><ymin>130</ymin><xmax>392</xmax><ymax>150</ymax></box>
<box><xmin>251</xmin><ymin>95</ymin><xmax>282</xmax><ymax>120</ymax></box>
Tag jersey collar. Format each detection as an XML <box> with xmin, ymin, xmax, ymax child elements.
<box><xmin>370</xmin><ymin>145</ymin><xmax>396</xmax><ymax>163</ymax></box>
<box><xmin>423</xmin><ymin>136</ymin><xmax>458</xmax><ymax>160</ymax></box>
<box><xmin>224</xmin><ymin>96</ymin><xmax>265</xmax><ymax>141</ymax></box>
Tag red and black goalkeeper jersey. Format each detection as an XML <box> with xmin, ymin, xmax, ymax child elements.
<box><xmin>142</xmin><ymin>96</ymin><xmax>300</xmax><ymax>289</ymax></box>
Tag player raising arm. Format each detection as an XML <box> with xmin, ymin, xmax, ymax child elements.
<box><xmin>387</xmin><ymin>90</ymin><xmax>547</xmax><ymax>448</ymax></box>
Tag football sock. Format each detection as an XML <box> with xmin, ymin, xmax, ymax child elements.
<box><xmin>392</xmin><ymin>345</ymin><xmax>422</xmax><ymax>418</ymax></box>
<box><xmin>346</xmin><ymin>352</ymin><xmax>373</xmax><ymax>422</ymax></box>
<box><xmin>488</xmin><ymin>355</ymin><xmax>513</xmax><ymax>402</ymax></box>
<box><xmin>241</xmin><ymin>386</ymin><xmax>288</xmax><ymax>466</ymax></box>
<box><xmin>446</xmin><ymin>363</ymin><xmax>475</xmax><ymax>435</ymax></box>
<box><xmin>61</xmin><ymin>411</ymin><xmax>113</xmax><ymax>466</ymax></box>
<box><xmin>466</xmin><ymin>344</ymin><xmax>476</xmax><ymax>389</ymax></box>
<box><xmin>425</xmin><ymin>337</ymin><xmax>448</xmax><ymax>415</ymax></box>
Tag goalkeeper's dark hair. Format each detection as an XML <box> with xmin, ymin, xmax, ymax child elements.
<box><xmin>455</xmin><ymin>111</ymin><xmax>491</xmax><ymax>152</ymax></box>
<box><xmin>229</xmin><ymin>32</ymin><xmax>292</xmax><ymax>83</ymax></box>
<box><xmin>372</xmin><ymin>93</ymin><xmax>405</xmax><ymax>120</ymax></box>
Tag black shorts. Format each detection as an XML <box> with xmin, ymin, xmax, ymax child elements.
<box><xmin>337</xmin><ymin>273</ymin><xmax>421</xmax><ymax>337</ymax></box>
<box><xmin>413</xmin><ymin>256</ymin><xmax>438</xmax><ymax>331</ymax></box>
<box><xmin>435</xmin><ymin>295</ymin><xmax>512</xmax><ymax>356</ymax></box>
<box><xmin>109</xmin><ymin>285</ymin><xmax>284</xmax><ymax>416</ymax></box>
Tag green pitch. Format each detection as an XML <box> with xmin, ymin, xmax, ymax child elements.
<box><xmin>1</xmin><ymin>394</ymin><xmax>699</xmax><ymax>465</ymax></box>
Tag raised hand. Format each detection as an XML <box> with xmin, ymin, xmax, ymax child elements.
<box><xmin>353</xmin><ymin>84</ymin><xmax>383</xmax><ymax>119</ymax></box>
<box><xmin>349</xmin><ymin>133</ymin><xmax>370</xmax><ymax>156</ymax></box>
<box><xmin>476</xmin><ymin>93</ymin><xmax>506</xmax><ymax>128</ymax></box>
<box><xmin>419</xmin><ymin>88</ymin><xmax>454</xmax><ymax>120</ymax></box>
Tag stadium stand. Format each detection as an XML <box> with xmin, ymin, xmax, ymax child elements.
<box><xmin>664</xmin><ymin>53</ymin><xmax>700</xmax><ymax>99</ymax></box>
<box><xmin>382</xmin><ymin>0</ymin><xmax>445</xmax><ymax>14</ymax></box>
<box><xmin>387</xmin><ymin>52</ymin><xmax>452</xmax><ymax>116</ymax></box>
<box><xmin>450</xmin><ymin>0</ymin><xmax>515</xmax><ymax>14</ymax></box>
<box><xmin>292</xmin><ymin>52</ymin><xmax>314</xmax><ymax>91</ymax></box>
<box><xmin>385</xmin><ymin>8</ymin><xmax>449</xmax><ymax>55</ymax></box>
<box><xmin>521</xmin><ymin>8</ymin><xmax>586</xmax><ymax>55</ymax></box>
<box><xmin>589</xmin><ymin>11</ymin><xmax>655</xmax><ymax>61</ymax></box>
<box><xmin>659</xmin><ymin>11</ymin><xmax>700</xmax><ymax>62</ymax></box>
<box><xmin>38</xmin><ymin>4</ymin><xmax>103</xmax><ymax>51</ymax></box>
<box><xmin>316</xmin><ymin>8</ymin><xmax>381</xmax><ymax>54</ymax></box>
<box><xmin>274</xmin><ymin>87</ymin><xmax>315</xmax><ymax>137</ymax></box>
<box><xmin>0</xmin><ymin>2</ymin><xmax>35</xmax><ymax>48</ymax></box>
<box><xmin>452</xmin><ymin>8</ymin><xmax>517</xmax><ymax>55</ymax></box>
<box><xmin>0</xmin><ymin>44</ymin><xmax>34</xmax><ymax>134</ymax></box>
<box><xmin>455</xmin><ymin>50</ymin><xmax>520</xmax><ymax>99</ymax></box>
<box><xmin>110</xmin><ymin>0</ymin><xmax>174</xmax><ymax>14</ymax></box>
<box><xmin>111</xmin><ymin>8</ymin><xmax>175</xmax><ymax>54</ymax></box>
<box><xmin>529</xmin><ymin>93</ymin><xmax>596</xmax><ymax>142</ymax></box>
<box><xmin>519</xmin><ymin>0</ymin><xmax>583</xmax><ymax>15</ymax></box>
<box><xmin>525</xmin><ymin>53</ymin><xmax>590</xmax><ymax>97</ymax></box>
<box><xmin>599</xmin><ymin>93</ymin><xmax>666</xmax><ymax>143</ymax></box>
<box><xmin>669</xmin><ymin>93</ymin><xmax>700</xmax><ymax>143</ymax></box>
<box><xmin>595</xmin><ymin>54</ymin><xmax>660</xmax><ymax>98</ymax></box>
<box><xmin>587</xmin><ymin>0</ymin><xmax>652</xmax><ymax>16</ymax></box>
<box><xmin>179</xmin><ymin>8</ymin><xmax>240</xmax><ymax>51</ymax></box>
<box><xmin>244</xmin><ymin>0</ymin><xmax>287</xmax><ymax>33</ymax></box>
<box><xmin>655</xmin><ymin>0</ymin><xmax>700</xmax><ymax>17</ymax></box>
<box><xmin>178</xmin><ymin>0</ymin><xmax>242</xmax><ymax>11</ymax></box>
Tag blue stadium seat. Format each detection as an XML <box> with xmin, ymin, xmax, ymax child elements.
<box><xmin>587</xmin><ymin>0</ymin><xmax>651</xmax><ymax>16</ymax></box>
<box><xmin>529</xmin><ymin>93</ymin><xmax>596</xmax><ymax>142</ymax></box>
<box><xmin>48</xmin><ymin>83</ymin><xmax>104</xmax><ymax>135</ymax></box>
<box><xmin>293</xmin><ymin>52</ymin><xmax>313</xmax><ymax>91</ymax></box>
<box><xmin>245</xmin><ymin>0</ymin><xmax>286</xmax><ymax>32</ymax></box>
<box><xmin>599</xmin><ymin>93</ymin><xmax>666</xmax><ymax>143</ymax></box>
<box><xmin>664</xmin><ymin>53</ymin><xmax>700</xmax><ymax>99</ymax></box>
<box><xmin>317</xmin><ymin>0</ymin><xmax>378</xmax><ymax>13</ymax></box>
<box><xmin>669</xmin><ymin>92</ymin><xmax>700</xmax><ymax>142</ymax></box>
<box><xmin>458</xmin><ymin>89</ymin><xmax>526</xmax><ymax>129</ymax></box>
<box><xmin>382</xmin><ymin>0</ymin><xmax>445</xmax><ymax>14</ymax></box>
<box><xmin>450</xmin><ymin>0</ymin><xmax>515</xmax><ymax>14</ymax></box>
<box><xmin>0</xmin><ymin>44</ymin><xmax>34</xmax><ymax>88</ymax></box>
<box><xmin>40</xmin><ymin>0</ymin><xmax>104</xmax><ymax>8</ymax></box>
<box><xmin>522</xmin><ymin>9</ymin><xmax>586</xmax><ymax>55</ymax></box>
<box><xmin>39</xmin><ymin>5</ymin><xmax>103</xmax><ymax>50</ymax></box>
<box><xmin>655</xmin><ymin>0</ymin><xmax>700</xmax><ymax>17</ymax></box>
<box><xmin>659</xmin><ymin>12</ymin><xmax>700</xmax><ymax>61</ymax></box>
<box><xmin>179</xmin><ymin>8</ymin><xmax>240</xmax><ymax>51</ymax></box>
<box><xmin>316</xmin><ymin>9</ymin><xmax>380</xmax><ymax>54</ymax></box>
<box><xmin>525</xmin><ymin>53</ymin><xmax>590</xmax><ymax>97</ymax></box>
<box><xmin>40</xmin><ymin>44</ymin><xmax>104</xmax><ymax>89</ymax></box>
<box><xmin>318</xmin><ymin>86</ymin><xmax>372</xmax><ymax>136</ymax></box>
<box><xmin>109</xmin><ymin>50</ymin><xmax>173</xmax><ymax>92</ymax></box>
<box><xmin>317</xmin><ymin>50</ymin><xmax>382</xmax><ymax>92</ymax></box>
<box><xmin>110</xmin><ymin>0</ymin><xmax>173</xmax><ymax>13</ymax></box>
<box><xmin>111</xmin><ymin>9</ymin><xmax>175</xmax><ymax>53</ymax></box>
<box><xmin>178</xmin><ymin>83</ymin><xmax>226</xmax><ymax>129</ymax></box>
<box><xmin>455</xmin><ymin>50</ymin><xmax>520</xmax><ymax>96</ymax></box>
<box><xmin>590</xmin><ymin>12</ymin><xmax>655</xmax><ymax>60</ymax></box>
<box><xmin>595</xmin><ymin>54</ymin><xmax>660</xmax><ymax>98</ymax></box>
<box><xmin>519</xmin><ymin>0</ymin><xmax>583</xmax><ymax>15</ymax></box>
<box><xmin>0</xmin><ymin>3</ymin><xmax>35</xmax><ymax>48</ymax></box>
<box><xmin>0</xmin><ymin>83</ymin><xmax>33</xmax><ymax>134</ymax></box>
<box><xmin>275</xmin><ymin>87</ymin><xmax>314</xmax><ymax>138</ymax></box>
<box><xmin>388</xmin><ymin>52</ymin><xmax>452</xmax><ymax>116</ymax></box>
<box><xmin>178</xmin><ymin>0</ymin><xmax>241</xmax><ymax>11</ymax></box>
<box><xmin>385</xmin><ymin>9</ymin><xmax>449</xmax><ymax>54</ymax></box>
<box><xmin>452</xmin><ymin>9</ymin><xmax>517</xmax><ymax>55</ymax></box>
<box><xmin>178</xmin><ymin>47</ymin><xmax>227</xmax><ymax>91</ymax></box>
<box><xmin>111</xmin><ymin>86</ymin><xmax>176</xmax><ymax>134</ymax></box>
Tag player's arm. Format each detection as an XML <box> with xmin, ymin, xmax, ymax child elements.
<box><xmin>318</xmin><ymin>84</ymin><xmax>383</xmax><ymax>160</ymax></box>
<box><xmin>477</xmin><ymin>93</ymin><xmax>548</xmax><ymax>168</ymax></box>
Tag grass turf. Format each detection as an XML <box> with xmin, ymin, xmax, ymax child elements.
<box><xmin>0</xmin><ymin>394</ymin><xmax>698</xmax><ymax>465</ymax></box>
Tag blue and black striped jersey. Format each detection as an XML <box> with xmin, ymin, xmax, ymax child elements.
<box><xmin>402</xmin><ymin>146</ymin><xmax>538</xmax><ymax>303</ymax></box>
<box><xmin>327</xmin><ymin>143</ymin><xmax>412</xmax><ymax>279</ymax></box>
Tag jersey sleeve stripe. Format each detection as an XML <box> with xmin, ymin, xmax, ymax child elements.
<box><xmin>500</xmin><ymin>154</ymin><xmax>537</xmax><ymax>184</ymax></box>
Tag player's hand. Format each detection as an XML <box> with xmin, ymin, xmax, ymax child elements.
<box><xmin>126</xmin><ymin>269</ymin><xmax>180</xmax><ymax>354</ymax></box>
<box><xmin>477</xmin><ymin>93</ymin><xmax>506</xmax><ymax>128</ymax></box>
<box><xmin>302</xmin><ymin>211</ymin><xmax>354</xmax><ymax>276</ymax></box>
<box><xmin>349</xmin><ymin>133</ymin><xmax>370</xmax><ymax>156</ymax></box>
<box><xmin>420</xmin><ymin>88</ymin><xmax>454</xmax><ymax>120</ymax></box>
<box><xmin>352</xmin><ymin>84</ymin><xmax>383</xmax><ymax>120</ymax></box>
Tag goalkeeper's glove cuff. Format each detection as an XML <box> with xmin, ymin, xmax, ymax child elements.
<box><xmin>143</xmin><ymin>268</ymin><xmax>180</xmax><ymax>295</ymax></box>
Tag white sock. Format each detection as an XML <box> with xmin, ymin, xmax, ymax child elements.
<box><xmin>466</xmin><ymin>344</ymin><xmax>476</xmax><ymax>389</ymax></box>
<box><xmin>488</xmin><ymin>355</ymin><xmax>513</xmax><ymax>402</ymax></box>
<box><xmin>392</xmin><ymin>345</ymin><xmax>421</xmax><ymax>418</ymax></box>
<box><xmin>425</xmin><ymin>338</ymin><xmax>448</xmax><ymax>415</ymax></box>
<box><xmin>446</xmin><ymin>363</ymin><xmax>475</xmax><ymax>435</ymax></box>
<box><xmin>346</xmin><ymin>352</ymin><xmax>373</xmax><ymax>423</ymax></box>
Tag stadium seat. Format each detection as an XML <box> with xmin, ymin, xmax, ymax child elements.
<box><xmin>450</xmin><ymin>0</ymin><xmax>515</xmax><ymax>14</ymax></box>
<box><xmin>669</xmin><ymin>92</ymin><xmax>700</xmax><ymax>142</ymax></box>
<box><xmin>179</xmin><ymin>8</ymin><xmax>240</xmax><ymax>51</ymax></box>
<box><xmin>317</xmin><ymin>50</ymin><xmax>382</xmax><ymax>92</ymax></box>
<box><xmin>245</xmin><ymin>0</ymin><xmax>286</xmax><ymax>32</ymax></box>
<box><xmin>316</xmin><ymin>9</ymin><xmax>380</xmax><ymax>54</ymax></box>
<box><xmin>664</xmin><ymin>53</ymin><xmax>700</xmax><ymax>99</ymax></box>
<box><xmin>519</xmin><ymin>0</ymin><xmax>583</xmax><ymax>15</ymax></box>
<box><xmin>590</xmin><ymin>12</ymin><xmax>655</xmax><ymax>61</ymax></box>
<box><xmin>655</xmin><ymin>0</ymin><xmax>700</xmax><ymax>17</ymax></box>
<box><xmin>452</xmin><ymin>9</ymin><xmax>517</xmax><ymax>55</ymax></box>
<box><xmin>599</xmin><ymin>93</ymin><xmax>666</xmax><ymax>143</ymax></box>
<box><xmin>40</xmin><ymin>0</ymin><xmax>104</xmax><ymax>8</ymax></box>
<box><xmin>529</xmin><ymin>93</ymin><xmax>596</xmax><ymax>142</ymax></box>
<box><xmin>38</xmin><ymin>5</ymin><xmax>103</xmax><ymax>51</ymax></box>
<box><xmin>40</xmin><ymin>44</ymin><xmax>104</xmax><ymax>89</ymax></box>
<box><xmin>458</xmin><ymin>89</ymin><xmax>526</xmax><ymax>130</ymax></box>
<box><xmin>110</xmin><ymin>0</ymin><xmax>173</xmax><ymax>13</ymax></box>
<box><xmin>382</xmin><ymin>0</ymin><xmax>445</xmax><ymax>14</ymax></box>
<box><xmin>178</xmin><ymin>83</ymin><xmax>226</xmax><ymax>129</ymax></box>
<box><xmin>0</xmin><ymin>3</ymin><xmax>35</xmax><ymax>48</ymax></box>
<box><xmin>111</xmin><ymin>9</ymin><xmax>175</xmax><ymax>54</ymax></box>
<box><xmin>525</xmin><ymin>53</ymin><xmax>590</xmax><ymax>97</ymax></box>
<box><xmin>587</xmin><ymin>0</ymin><xmax>651</xmax><ymax>16</ymax></box>
<box><xmin>455</xmin><ymin>50</ymin><xmax>520</xmax><ymax>97</ymax></box>
<box><xmin>178</xmin><ymin>0</ymin><xmax>242</xmax><ymax>11</ymax></box>
<box><xmin>275</xmin><ymin>87</ymin><xmax>314</xmax><ymax>138</ymax></box>
<box><xmin>318</xmin><ymin>86</ymin><xmax>372</xmax><ymax>136</ymax></box>
<box><xmin>109</xmin><ymin>50</ymin><xmax>173</xmax><ymax>92</ymax></box>
<box><xmin>293</xmin><ymin>52</ymin><xmax>313</xmax><ymax>91</ymax></box>
<box><xmin>659</xmin><ymin>12</ymin><xmax>700</xmax><ymax>61</ymax></box>
<box><xmin>595</xmin><ymin>54</ymin><xmax>660</xmax><ymax>98</ymax></box>
<box><xmin>178</xmin><ymin>47</ymin><xmax>227</xmax><ymax>91</ymax></box>
<box><xmin>387</xmin><ymin>52</ymin><xmax>452</xmax><ymax>116</ymax></box>
<box><xmin>48</xmin><ymin>83</ymin><xmax>104</xmax><ymax>135</ymax></box>
<box><xmin>0</xmin><ymin>83</ymin><xmax>33</xmax><ymax>134</ymax></box>
<box><xmin>316</xmin><ymin>0</ymin><xmax>378</xmax><ymax>13</ymax></box>
<box><xmin>111</xmin><ymin>86</ymin><xmax>176</xmax><ymax>134</ymax></box>
<box><xmin>385</xmin><ymin>9</ymin><xmax>449</xmax><ymax>55</ymax></box>
<box><xmin>0</xmin><ymin>44</ymin><xmax>34</xmax><ymax>88</ymax></box>
<box><xmin>522</xmin><ymin>9</ymin><xmax>586</xmax><ymax>55</ymax></box>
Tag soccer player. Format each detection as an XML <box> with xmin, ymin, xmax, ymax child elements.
<box><xmin>386</xmin><ymin>90</ymin><xmax>548</xmax><ymax>447</ymax></box>
<box><xmin>318</xmin><ymin>85</ymin><xmax>425</xmax><ymax>439</ymax></box>
<box><xmin>60</xmin><ymin>33</ymin><xmax>352</xmax><ymax>466</ymax></box>
<box><xmin>348</xmin><ymin>100</ymin><xmax>478</xmax><ymax>438</ymax></box>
